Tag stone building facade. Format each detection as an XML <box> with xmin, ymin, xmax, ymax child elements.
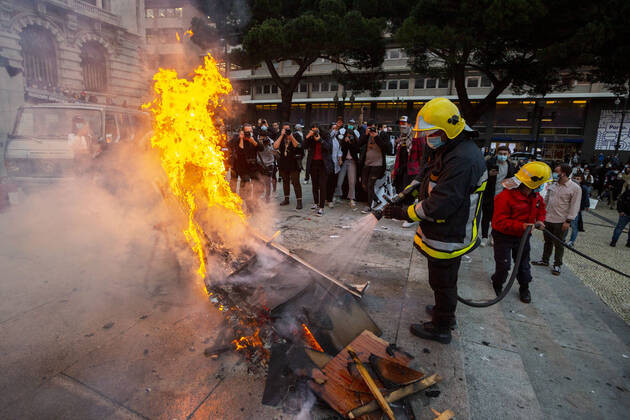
<box><xmin>0</xmin><ymin>0</ymin><xmax>148</xmax><ymax>142</ymax></box>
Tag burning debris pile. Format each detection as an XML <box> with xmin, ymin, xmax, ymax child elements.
<box><xmin>144</xmin><ymin>55</ymin><xmax>446</xmax><ymax>419</ymax></box>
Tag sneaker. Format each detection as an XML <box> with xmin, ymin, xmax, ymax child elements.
<box><xmin>409</xmin><ymin>322</ymin><xmax>452</xmax><ymax>344</ymax></box>
<box><xmin>565</xmin><ymin>240</ymin><xmax>573</xmax><ymax>247</ymax></box>
<box><xmin>317</xmin><ymin>208</ymin><xmax>324</xmax><ymax>217</ymax></box>
<box><xmin>610</xmin><ymin>241</ymin><xmax>617</xmax><ymax>247</ymax></box>
<box><xmin>519</xmin><ymin>287</ymin><xmax>531</xmax><ymax>303</ymax></box>
<box><xmin>490</xmin><ymin>236</ymin><xmax>494</xmax><ymax>246</ymax></box>
<box><xmin>531</xmin><ymin>260</ymin><xmax>549</xmax><ymax>266</ymax></box>
<box><xmin>402</xmin><ymin>221</ymin><xmax>415</xmax><ymax>228</ymax></box>
<box><xmin>552</xmin><ymin>265</ymin><xmax>561</xmax><ymax>276</ymax></box>
<box><xmin>361</xmin><ymin>206</ymin><xmax>372</xmax><ymax>214</ymax></box>
<box><xmin>349</xmin><ymin>200</ymin><xmax>357</xmax><ymax>208</ymax></box>
<box><xmin>425</xmin><ymin>305</ymin><xmax>456</xmax><ymax>329</ymax></box>
<box><xmin>493</xmin><ymin>283</ymin><xmax>503</xmax><ymax>297</ymax></box>
<box><xmin>480</xmin><ymin>237</ymin><xmax>488</xmax><ymax>247</ymax></box>
<box><xmin>279</xmin><ymin>199</ymin><xmax>290</xmax><ymax>206</ymax></box>
<box><xmin>328</xmin><ymin>201</ymin><xmax>334</xmax><ymax>208</ymax></box>
<box><xmin>296</xmin><ymin>200</ymin><xmax>303</xmax><ymax>210</ymax></box>
<box><xmin>311</xmin><ymin>204</ymin><xmax>318</xmax><ymax>210</ymax></box>
<box><xmin>303</xmin><ymin>179</ymin><xmax>310</xmax><ymax>184</ymax></box>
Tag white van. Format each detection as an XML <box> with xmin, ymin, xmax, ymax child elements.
<box><xmin>4</xmin><ymin>103</ymin><xmax>151</xmax><ymax>185</ymax></box>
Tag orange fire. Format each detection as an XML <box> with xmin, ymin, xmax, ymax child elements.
<box><xmin>301</xmin><ymin>323</ymin><xmax>324</xmax><ymax>352</ymax></box>
<box><xmin>233</xmin><ymin>329</ymin><xmax>263</xmax><ymax>351</ymax></box>
<box><xmin>143</xmin><ymin>55</ymin><xmax>245</xmax><ymax>279</ymax></box>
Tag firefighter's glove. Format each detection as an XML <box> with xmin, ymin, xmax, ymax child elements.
<box><xmin>383</xmin><ymin>204</ymin><xmax>412</xmax><ymax>222</ymax></box>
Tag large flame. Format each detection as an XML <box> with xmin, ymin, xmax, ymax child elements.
<box><xmin>143</xmin><ymin>55</ymin><xmax>244</xmax><ymax>278</ymax></box>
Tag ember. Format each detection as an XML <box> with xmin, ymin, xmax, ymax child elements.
<box><xmin>301</xmin><ymin>323</ymin><xmax>324</xmax><ymax>352</ymax></box>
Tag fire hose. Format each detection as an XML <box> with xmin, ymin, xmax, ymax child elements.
<box><xmin>374</xmin><ymin>190</ymin><xmax>630</xmax><ymax>308</ymax></box>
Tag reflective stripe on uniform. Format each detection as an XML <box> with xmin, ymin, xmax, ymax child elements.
<box><xmin>407</xmin><ymin>204</ymin><xmax>421</xmax><ymax>222</ymax></box>
<box><xmin>413</xmin><ymin>180</ymin><xmax>487</xmax><ymax>259</ymax></box>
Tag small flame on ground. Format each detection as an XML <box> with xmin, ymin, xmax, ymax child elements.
<box><xmin>301</xmin><ymin>323</ymin><xmax>324</xmax><ymax>352</ymax></box>
<box><xmin>143</xmin><ymin>54</ymin><xmax>245</xmax><ymax>279</ymax></box>
<box><xmin>233</xmin><ymin>329</ymin><xmax>263</xmax><ymax>351</ymax></box>
<box><xmin>175</xmin><ymin>32</ymin><xmax>180</xmax><ymax>42</ymax></box>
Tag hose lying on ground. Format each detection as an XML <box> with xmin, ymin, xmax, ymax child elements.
<box><xmin>457</xmin><ymin>225</ymin><xmax>630</xmax><ymax>308</ymax></box>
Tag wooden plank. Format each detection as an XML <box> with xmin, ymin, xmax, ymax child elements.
<box><xmin>348</xmin><ymin>374</ymin><xmax>441</xmax><ymax>419</ymax></box>
<box><xmin>348</xmin><ymin>347</ymin><xmax>396</xmax><ymax>420</ymax></box>
<box><xmin>309</xmin><ymin>330</ymin><xmax>415</xmax><ymax>418</ymax></box>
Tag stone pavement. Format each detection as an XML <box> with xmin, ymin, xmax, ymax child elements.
<box><xmin>0</xmin><ymin>180</ymin><xmax>629</xmax><ymax>419</ymax></box>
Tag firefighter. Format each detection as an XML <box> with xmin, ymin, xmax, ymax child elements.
<box><xmin>383</xmin><ymin>97</ymin><xmax>487</xmax><ymax>344</ymax></box>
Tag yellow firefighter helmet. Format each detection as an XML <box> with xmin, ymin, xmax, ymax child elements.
<box><xmin>413</xmin><ymin>97</ymin><xmax>474</xmax><ymax>140</ymax></box>
<box><xmin>514</xmin><ymin>161</ymin><xmax>552</xmax><ymax>189</ymax></box>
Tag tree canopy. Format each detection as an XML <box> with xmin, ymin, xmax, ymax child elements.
<box><xmin>192</xmin><ymin>0</ymin><xmax>389</xmax><ymax>120</ymax></box>
<box><xmin>396</xmin><ymin>0</ymin><xmax>596</xmax><ymax>125</ymax></box>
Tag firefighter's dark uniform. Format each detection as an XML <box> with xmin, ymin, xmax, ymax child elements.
<box><xmin>406</xmin><ymin>134</ymin><xmax>487</xmax><ymax>330</ymax></box>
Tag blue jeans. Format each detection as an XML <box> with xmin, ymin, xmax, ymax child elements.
<box><xmin>612</xmin><ymin>214</ymin><xmax>630</xmax><ymax>245</ymax></box>
<box><xmin>569</xmin><ymin>212</ymin><xmax>582</xmax><ymax>243</ymax></box>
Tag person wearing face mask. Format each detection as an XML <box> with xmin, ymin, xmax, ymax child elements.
<box><xmin>382</xmin><ymin>97</ymin><xmax>487</xmax><ymax>344</ymax></box>
<box><xmin>358</xmin><ymin>120</ymin><xmax>391</xmax><ymax>213</ymax></box>
<box><xmin>490</xmin><ymin>161</ymin><xmax>550</xmax><ymax>303</ymax></box>
<box><xmin>335</xmin><ymin>120</ymin><xmax>361</xmax><ymax>208</ymax></box>
<box><xmin>480</xmin><ymin>145</ymin><xmax>517</xmax><ymax>246</ymax></box>
<box><xmin>532</xmin><ymin>163</ymin><xmax>581</xmax><ymax>275</ymax></box>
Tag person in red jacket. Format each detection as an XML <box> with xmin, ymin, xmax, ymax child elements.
<box><xmin>491</xmin><ymin>161</ymin><xmax>551</xmax><ymax>303</ymax></box>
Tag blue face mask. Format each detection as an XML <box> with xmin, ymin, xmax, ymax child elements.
<box><xmin>261</xmin><ymin>126</ymin><xmax>268</xmax><ymax>131</ymax></box>
<box><xmin>426</xmin><ymin>135</ymin><xmax>444</xmax><ymax>149</ymax></box>
<box><xmin>348</xmin><ymin>125</ymin><xmax>354</xmax><ymax>130</ymax></box>
<box><xmin>552</xmin><ymin>173</ymin><xmax>559</xmax><ymax>181</ymax></box>
<box><xmin>497</xmin><ymin>155</ymin><xmax>508</xmax><ymax>162</ymax></box>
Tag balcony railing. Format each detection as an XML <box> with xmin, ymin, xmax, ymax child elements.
<box><xmin>45</xmin><ymin>0</ymin><xmax>121</xmax><ymax>26</ymax></box>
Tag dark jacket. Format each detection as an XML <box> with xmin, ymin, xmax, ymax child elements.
<box><xmin>408</xmin><ymin>135</ymin><xmax>487</xmax><ymax>259</ymax></box>
<box><xmin>304</xmin><ymin>132</ymin><xmax>333</xmax><ymax>174</ymax></box>
<box><xmin>340</xmin><ymin>133</ymin><xmax>360</xmax><ymax>163</ymax></box>
<box><xmin>358</xmin><ymin>131</ymin><xmax>391</xmax><ymax>168</ymax></box>
<box><xmin>482</xmin><ymin>156</ymin><xmax>517</xmax><ymax>209</ymax></box>
<box><xmin>579</xmin><ymin>183</ymin><xmax>590</xmax><ymax>211</ymax></box>
<box><xmin>276</xmin><ymin>134</ymin><xmax>303</xmax><ymax>172</ymax></box>
<box><xmin>618</xmin><ymin>189</ymin><xmax>630</xmax><ymax>214</ymax></box>
<box><xmin>233</xmin><ymin>135</ymin><xmax>263</xmax><ymax>176</ymax></box>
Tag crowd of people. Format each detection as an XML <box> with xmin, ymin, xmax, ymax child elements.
<box><xmin>226</xmin><ymin>115</ymin><xmax>419</xmax><ymax>217</ymax></box>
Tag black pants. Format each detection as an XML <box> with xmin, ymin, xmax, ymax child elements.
<box><xmin>310</xmin><ymin>160</ymin><xmax>328</xmax><ymax>208</ymax></box>
<box><xmin>541</xmin><ymin>221</ymin><xmax>567</xmax><ymax>266</ymax></box>
<box><xmin>491</xmin><ymin>230</ymin><xmax>532</xmax><ymax>288</ymax></box>
<box><xmin>280</xmin><ymin>169</ymin><xmax>302</xmax><ymax>201</ymax></box>
<box><xmin>427</xmin><ymin>256</ymin><xmax>462</xmax><ymax>330</ymax></box>
<box><xmin>327</xmin><ymin>171</ymin><xmax>338</xmax><ymax>202</ymax></box>
<box><xmin>361</xmin><ymin>165</ymin><xmax>384</xmax><ymax>208</ymax></box>
<box><xmin>481</xmin><ymin>202</ymin><xmax>493</xmax><ymax>238</ymax></box>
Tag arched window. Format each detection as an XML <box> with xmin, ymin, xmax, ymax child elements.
<box><xmin>81</xmin><ymin>41</ymin><xmax>107</xmax><ymax>92</ymax></box>
<box><xmin>20</xmin><ymin>25</ymin><xmax>58</xmax><ymax>88</ymax></box>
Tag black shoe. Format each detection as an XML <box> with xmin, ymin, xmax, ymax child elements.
<box><xmin>531</xmin><ymin>260</ymin><xmax>549</xmax><ymax>266</ymax></box>
<box><xmin>519</xmin><ymin>287</ymin><xmax>531</xmax><ymax>303</ymax></box>
<box><xmin>578</xmin><ymin>229</ymin><xmax>585</xmax><ymax>232</ymax></box>
<box><xmin>493</xmin><ymin>283</ymin><xmax>503</xmax><ymax>297</ymax></box>
<box><xmin>610</xmin><ymin>241</ymin><xmax>617</xmax><ymax>247</ymax></box>
<box><xmin>279</xmin><ymin>199</ymin><xmax>290</xmax><ymax>206</ymax></box>
<box><xmin>296</xmin><ymin>200</ymin><xmax>303</xmax><ymax>210</ymax></box>
<box><xmin>409</xmin><ymin>322</ymin><xmax>452</xmax><ymax>344</ymax></box>
<box><xmin>425</xmin><ymin>305</ymin><xmax>456</xmax><ymax>329</ymax></box>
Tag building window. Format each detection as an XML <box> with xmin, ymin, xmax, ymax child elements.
<box><xmin>102</xmin><ymin>0</ymin><xmax>111</xmax><ymax>10</ymax></box>
<box><xmin>387</xmin><ymin>80</ymin><xmax>398</xmax><ymax>90</ymax></box>
<box><xmin>399</xmin><ymin>79</ymin><xmax>409</xmax><ymax>90</ymax></box>
<box><xmin>321</xmin><ymin>82</ymin><xmax>329</xmax><ymax>91</ymax></box>
<box><xmin>298</xmin><ymin>83</ymin><xmax>307</xmax><ymax>93</ymax></box>
<box><xmin>263</xmin><ymin>85</ymin><xmax>271</xmax><ymax>94</ymax></box>
<box><xmin>20</xmin><ymin>25</ymin><xmax>58</xmax><ymax>88</ymax></box>
<box><xmin>81</xmin><ymin>41</ymin><xmax>107</xmax><ymax>92</ymax></box>
<box><xmin>146</xmin><ymin>8</ymin><xmax>154</xmax><ymax>18</ymax></box>
<box><xmin>438</xmin><ymin>78</ymin><xmax>449</xmax><ymax>88</ymax></box>
<box><xmin>388</xmin><ymin>49</ymin><xmax>400</xmax><ymax>59</ymax></box>
<box><xmin>271</xmin><ymin>85</ymin><xmax>278</xmax><ymax>94</ymax></box>
<box><xmin>256</xmin><ymin>85</ymin><xmax>263</xmax><ymax>94</ymax></box>
<box><xmin>466</xmin><ymin>76</ymin><xmax>480</xmax><ymax>88</ymax></box>
<box><xmin>481</xmin><ymin>76</ymin><xmax>492</xmax><ymax>87</ymax></box>
<box><xmin>425</xmin><ymin>78</ymin><xmax>436</xmax><ymax>89</ymax></box>
<box><xmin>158</xmin><ymin>9</ymin><xmax>166</xmax><ymax>18</ymax></box>
<box><xmin>238</xmin><ymin>86</ymin><xmax>251</xmax><ymax>95</ymax></box>
<box><xmin>330</xmin><ymin>83</ymin><xmax>338</xmax><ymax>92</ymax></box>
<box><xmin>311</xmin><ymin>82</ymin><xmax>320</xmax><ymax>92</ymax></box>
<box><xmin>415</xmin><ymin>79</ymin><xmax>424</xmax><ymax>89</ymax></box>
